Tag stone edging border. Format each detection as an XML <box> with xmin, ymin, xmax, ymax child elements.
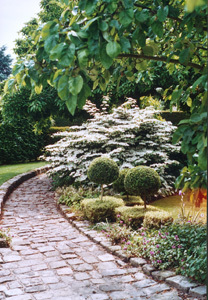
<box><xmin>58</xmin><ymin>204</ymin><xmax>207</xmax><ymax>299</ymax></box>
<box><xmin>0</xmin><ymin>169</ymin><xmax>206</xmax><ymax>299</ymax></box>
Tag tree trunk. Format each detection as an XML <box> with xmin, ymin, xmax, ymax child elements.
<box><xmin>101</xmin><ymin>184</ymin><xmax>104</xmax><ymax>201</ymax></box>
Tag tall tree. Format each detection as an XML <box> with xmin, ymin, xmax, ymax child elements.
<box><xmin>5</xmin><ymin>0</ymin><xmax>207</xmax><ymax>190</ymax></box>
<box><xmin>0</xmin><ymin>46</ymin><xmax>12</xmax><ymax>82</ymax></box>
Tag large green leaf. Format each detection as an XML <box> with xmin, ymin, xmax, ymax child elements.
<box><xmin>120</xmin><ymin>37</ymin><xmax>131</xmax><ymax>53</ymax></box>
<box><xmin>68</xmin><ymin>75</ymin><xmax>83</xmax><ymax>95</ymax></box>
<box><xmin>77</xmin><ymin>83</ymin><xmax>91</xmax><ymax>108</ymax></box>
<box><xmin>198</xmin><ymin>147</ymin><xmax>207</xmax><ymax>170</ymax></box>
<box><xmin>106</xmin><ymin>41</ymin><xmax>121</xmax><ymax>58</ymax></box>
<box><xmin>157</xmin><ymin>6</ymin><xmax>169</xmax><ymax>22</ymax></box>
<box><xmin>59</xmin><ymin>44</ymin><xmax>75</xmax><ymax>67</ymax></box>
<box><xmin>78</xmin><ymin>49</ymin><xmax>89</xmax><ymax>66</ymax></box>
<box><xmin>179</xmin><ymin>48</ymin><xmax>190</xmax><ymax>64</ymax></box>
<box><xmin>49</xmin><ymin>43</ymin><xmax>66</xmax><ymax>60</ymax></box>
<box><xmin>44</xmin><ymin>34</ymin><xmax>59</xmax><ymax>53</ymax></box>
<box><xmin>132</xmin><ymin>28</ymin><xmax>146</xmax><ymax>47</ymax></box>
<box><xmin>135</xmin><ymin>9</ymin><xmax>149</xmax><ymax>23</ymax></box>
<box><xmin>119</xmin><ymin>9</ymin><xmax>134</xmax><ymax>27</ymax></box>
<box><xmin>100</xmin><ymin>46</ymin><xmax>113</xmax><ymax>69</ymax></box>
<box><xmin>65</xmin><ymin>94</ymin><xmax>77</xmax><ymax>115</ymax></box>
<box><xmin>190</xmin><ymin>112</ymin><xmax>207</xmax><ymax>123</ymax></box>
<box><xmin>57</xmin><ymin>75</ymin><xmax>69</xmax><ymax>100</ymax></box>
<box><xmin>151</xmin><ymin>21</ymin><xmax>163</xmax><ymax>38</ymax></box>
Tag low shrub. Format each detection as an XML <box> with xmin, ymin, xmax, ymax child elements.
<box><xmin>124</xmin><ymin>166</ymin><xmax>161</xmax><ymax>208</ymax></box>
<box><xmin>143</xmin><ymin>211</ymin><xmax>173</xmax><ymax>229</ymax></box>
<box><xmin>81</xmin><ymin>196</ymin><xmax>124</xmax><ymax>223</ymax></box>
<box><xmin>57</xmin><ymin>186</ymin><xmax>99</xmax><ymax>208</ymax></box>
<box><xmin>115</xmin><ymin>205</ymin><xmax>161</xmax><ymax>229</ymax></box>
<box><xmin>122</xmin><ymin>195</ymin><xmax>144</xmax><ymax>206</ymax></box>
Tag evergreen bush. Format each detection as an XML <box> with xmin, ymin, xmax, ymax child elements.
<box><xmin>124</xmin><ymin>166</ymin><xmax>161</xmax><ymax>208</ymax></box>
<box><xmin>81</xmin><ymin>196</ymin><xmax>124</xmax><ymax>223</ymax></box>
<box><xmin>87</xmin><ymin>157</ymin><xmax>119</xmax><ymax>200</ymax></box>
<box><xmin>115</xmin><ymin>205</ymin><xmax>161</xmax><ymax>229</ymax></box>
<box><xmin>113</xmin><ymin>168</ymin><xmax>129</xmax><ymax>194</ymax></box>
<box><xmin>143</xmin><ymin>210</ymin><xmax>173</xmax><ymax>229</ymax></box>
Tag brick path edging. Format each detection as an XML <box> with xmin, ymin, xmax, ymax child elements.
<box><xmin>57</xmin><ymin>203</ymin><xmax>207</xmax><ymax>299</ymax></box>
<box><xmin>0</xmin><ymin>165</ymin><xmax>51</xmax><ymax>219</ymax></box>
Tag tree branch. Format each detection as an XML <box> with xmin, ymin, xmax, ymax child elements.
<box><xmin>117</xmin><ymin>54</ymin><xmax>203</xmax><ymax>70</ymax></box>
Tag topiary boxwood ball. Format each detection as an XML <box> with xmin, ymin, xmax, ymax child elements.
<box><xmin>87</xmin><ymin>156</ymin><xmax>119</xmax><ymax>200</ymax></box>
<box><xmin>88</xmin><ymin>156</ymin><xmax>119</xmax><ymax>184</ymax></box>
<box><xmin>124</xmin><ymin>166</ymin><xmax>161</xmax><ymax>209</ymax></box>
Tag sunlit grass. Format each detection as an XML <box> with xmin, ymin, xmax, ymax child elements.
<box><xmin>0</xmin><ymin>161</ymin><xmax>48</xmax><ymax>186</ymax></box>
<box><xmin>152</xmin><ymin>195</ymin><xmax>207</xmax><ymax>223</ymax></box>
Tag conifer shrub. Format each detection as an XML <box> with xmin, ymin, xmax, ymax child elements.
<box><xmin>81</xmin><ymin>196</ymin><xmax>124</xmax><ymax>223</ymax></box>
<box><xmin>87</xmin><ymin>157</ymin><xmax>119</xmax><ymax>200</ymax></box>
<box><xmin>143</xmin><ymin>210</ymin><xmax>173</xmax><ymax>229</ymax></box>
<box><xmin>113</xmin><ymin>168</ymin><xmax>129</xmax><ymax>194</ymax></box>
<box><xmin>124</xmin><ymin>166</ymin><xmax>161</xmax><ymax>209</ymax></box>
<box><xmin>115</xmin><ymin>205</ymin><xmax>162</xmax><ymax>229</ymax></box>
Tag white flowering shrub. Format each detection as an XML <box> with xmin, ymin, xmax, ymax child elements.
<box><xmin>43</xmin><ymin>98</ymin><xmax>182</xmax><ymax>197</ymax></box>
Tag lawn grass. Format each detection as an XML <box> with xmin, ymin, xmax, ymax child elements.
<box><xmin>0</xmin><ymin>161</ymin><xmax>48</xmax><ymax>186</ymax></box>
<box><xmin>152</xmin><ymin>195</ymin><xmax>207</xmax><ymax>223</ymax></box>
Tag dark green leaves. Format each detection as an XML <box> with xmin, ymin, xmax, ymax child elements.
<box><xmin>68</xmin><ymin>75</ymin><xmax>83</xmax><ymax>95</ymax></box>
<box><xmin>100</xmin><ymin>46</ymin><xmax>113</xmax><ymax>69</ymax></box>
<box><xmin>151</xmin><ymin>21</ymin><xmax>163</xmax><ymax>38</ymax></box>
<box><xmin>78</xmin><ymin>49</ymin><xmax>89</xmax><ymax>66</ymax></box>
<box><xmin>106</xmin><ymin>41</ymin><xmax>121</xmax><ymax>58</ymax></box>
<box><xmin>66</xmin><ymin>95</ymin><xmax>77</xmax><ymax>115</ymax></box>
<box><xmin>157</xmin><ymin>6</ymin><xmax>169</xmax><ymax>22</ymax></box>
<box><xmin>44</xmin><ymin>34</ymin><xmax>59</xmax><ymax>53</ymax></box>
<box><xmin>135</xmin><ymin>9</ymin><xmax>149</xmax><ymax>23</ymax></box>
<box><xmin>179</xmin><ymin>48</ymin><xmax>190</xmax><ymax>64</ymax></box>
<box><xmin>58</xmin><ymin>75</ymin><xmax>69</xmax><ymax>100</ymax></box>
<box><xmin>119</xmin><ymin>9</ymin><xmax>134</xmax><ymax>27</ymax></box>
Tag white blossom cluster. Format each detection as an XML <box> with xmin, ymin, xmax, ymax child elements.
<box><xmin>43</xmin><ymin>98</ymin><xmax>182</xmax><ymax>197</ymax></box>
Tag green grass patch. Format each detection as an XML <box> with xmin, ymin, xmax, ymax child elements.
<box><xmin>0</xmin><ymin>161</ymin><xmax>48</xmax><ymax>186</ymax></box>
<box><xmin>152</xmin><ymin>195</ymin><xmax>207</xmax><ymax>223</ymax></box>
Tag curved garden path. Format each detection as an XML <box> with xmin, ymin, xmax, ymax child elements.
<box><xmin>0</xmin><ymin>174</ymin><xmax>195</xmax><ymax>300</ymax></box>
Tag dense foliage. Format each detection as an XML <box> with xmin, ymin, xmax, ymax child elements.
<box><xmin>124</xmin><ymin>166</ymin><xmax>161</xmax><ymax>208</ymax></box>
<box><xmin>87</xmin><ymin>157</ymin><xmax>119</xmax><ymax>185</ymax></box>
<box><xmin>0</xmin><ymin>46</ymin><xmax>12</xmax><ymax>82</ymax></box>
<box><xmin>0</xmin><ymin>120</ymin><xmax>47</xmax><ymax>164</ymax></box>
<box><xmin>44</xmin><ymin>99</ymin><xmax>183</xmax><ymax>196</ymax></box>
<box><xmin>5</xmin><ymin>0</ymin><xmax>207</xmax><ymax>190</ymax></box>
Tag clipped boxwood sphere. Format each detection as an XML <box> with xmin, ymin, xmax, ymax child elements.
<box><xmin>113</xmin><ymin>168</ymin><xmax>129</xmax><ymax>193</ymax></box>
<box><xmin>87</xmin><ymin>157</ymin><xmax>119</xmax><ymax>185</ymax></box>
<box><xmin>124</xmin><ymin>166</ymin><xmax>161</xmax><ymax>197</ymax></box>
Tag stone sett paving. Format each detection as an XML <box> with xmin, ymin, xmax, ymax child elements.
<box><xmin>0</xmin><ymin>174</ymin><xmax>202</xmax><ymax>300</ymax></box>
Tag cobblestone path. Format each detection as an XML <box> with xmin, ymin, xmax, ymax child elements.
<box><xmin>0</xmin><ymin>174</ymin><xmax>189</xmax><ymax>300</ymax></box>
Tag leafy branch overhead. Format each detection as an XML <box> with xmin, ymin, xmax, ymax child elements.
<box><xmin>5</xmin><ymin>0</ymin><xmax>207</xmax><ymax>115</ymax></box>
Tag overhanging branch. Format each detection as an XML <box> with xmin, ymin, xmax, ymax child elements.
<box><xmin>117</xmin><ymin>54</ymin><xmax>203</xmax><ymax>71</ymax></box>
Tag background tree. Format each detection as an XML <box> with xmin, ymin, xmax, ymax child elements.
<box><xmin>4</xmin><ymin>0</ymin><xmax>207</xmax><ymax>190</ymax></box>
<box><xmin>0</xmin><ymin>46</ymin><xmax>12</xmax><ymax>82</ymax></box>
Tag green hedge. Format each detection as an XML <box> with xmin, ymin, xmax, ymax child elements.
<box><xmin>0</xmin><ymin>120</ymin><xmax>47</xmax><ymax>164</ymax></box>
